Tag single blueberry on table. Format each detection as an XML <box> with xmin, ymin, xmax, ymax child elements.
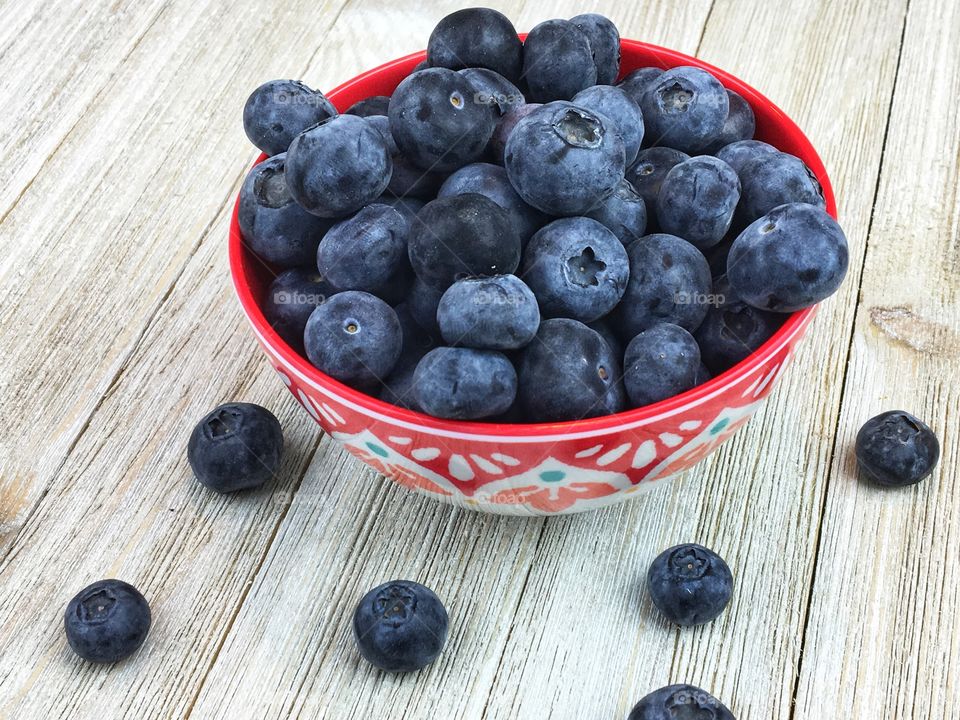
<box><xmin>438</xmin><ymin>162</ymin><xmax>546</xmax><ymax>245</ymax></box>
<box><xmin>459</xmin><ymin>67</ymin><xmax>525</xmax><ymax>115</ymax></box>
<box><xmin>522</xmin><ymin>217</ymin><xmax>630</xmax><ymax>323</ymax></box>
<box><xmin>625</xmin><ymin>146</ymin><xmax>690</xmax><ymax>232</ymax></box>
<box><xmin>623</xmin><ymin>323</ymin><xmax>701</xmax><ymax>407</ymax></box>
<box><xmin>628</xmin><ymin>684</ymin><xmax>736</xmax><ymax>720</ymax></box>
<box><xmin>64</xmin><ymin>579</ymin><xmax>151</xmax><ymax>663</ymax></box>
<box><xmin>584</xmin><ymin>179</ymin><xmax>648</xmax><ymax>246</ymax></box>
<box><xmin>427</xmin><ymin>7</ymin><xmax>523</xmax><ymax>83</ymax></box>
<box><xmin>353</xmin><ymin>580</ymin><xmax>448</xmax><ymax>673</ymax></box>
<box><xmin>640</xmin><ymin>66</ymin><xmax>729</xmax><ymax>153</ymax></box>
<box><xmin>521</xmin><ymin>19</ymin><xmax>597</xmax><ymax>102</ymax></box>
<box><xmin>286</xmin><ymin>114</ymin><xmax>392</xmax><ymax>218</ymax></box>
<box><xmin>504</xmin><ymin>102</ymin><xmax>626</xmax><ymax>216</ymax></box>
<box><xmin>656</xmin><ymin>155</ymin><xmax>741</xmax><ymax>250</ymax></box>
<box><xmin>737</xmin><ymin>151</ymin><xmax>825</xmax><ymax>223</ymax></box>
<box><xmin>518</xmin><ymin>319</ymin><xmax>626</xmax><ymax>422</ymax></box>
<box><xmin>856</xmin><ymin>411</ymin><xmax>940</xmax><ymax>487</ymax></box>
<box><xmin>714</xmin><ymin>138</ymin><xmax>778</xmax><ymax>175</ymax></box>
<box><xmin>617</xmin><ymin>66</ymin><xmax>664</xmax><ymax>106</ymax></box>
<box><xmin>727</xmin><ymin>202</ymin><xmax>848</xmax><ymax>312</ymax></box>
<box><xmin>693</xmin><ymin>275</ymin><xmax>783</xmax><ymax>375</ymax></box>
<box><xmin>408</xmin><ymin>194</ymin><xmax>520</xmax><ymax>290</ymax></box>
<box><xmin>238</xmin><ymin>154</ymin><xmax>332</xmax><ymax>268</ymax></box>
<box><xmin>571</xmin><ymin>84</ymin><xmax>645</xmax><ymax>165</ymax></box>
<box><xmin>243</xmin><ymin>80</ymin><xmax>337</xmax><ymax>156</ymax></box>
<box><xmin>317</xmin><ymin>204</ymin><xmax>408</xmax><ymax>295</ymax></box>
<box><xmin>407</xmin><ymin>274</ymin><xmax>444</xmax><ymax>336</ymax></box>
<box><xmin>489</xmin><ymin>102</ymin><xmax>541</xmax><ymax>165</ymax></box>
<box><xmin>345</xmin><ymin>95</ymin><xmax>390</xmax><ymax>117</ymax></box>
<box><xmin>570</xmin><ymin>13</ymin><xmax>621</xmax><ymax>85</ymax></box>
<box><xmin>703</xmin><ymin>89</ymin><xmax>756</xmax><ymax>154</ymax></box>
<box><xmin>437</xmin><ymin>274</ymin><xmax>540</xmax><ymax>350</ymax></box>
<box><xmin>188</xmin><ymin>403</ymin><xmax>284</xmax><ymax>493</ymax></box>
<box><xmin>647</xmin><ymin>543</ymin><xmax>733</xmax><ymax>627</ymax></box>
<box><xmin>304</xmin><ymin>291</ymin><xmax>402</xmax><ymax>389</ymax></box>
<box><xmin>614</xmin><ymin>233</ymin><xmax>712</xmax><ymax>337</ymax></box>
<box><xmin>414</xmin><ymin>347</ymin><xmax>517</xmax><ymax>420</ymax></box>
<box><xmin>389</xmin><ymin>67</ymin><xmax>499</xmax><ymax>172</ymax></box>
<box><xmin>263</xmin><ymin>267</ymin><xmax>336</xmax><ymax>352</ymax></box>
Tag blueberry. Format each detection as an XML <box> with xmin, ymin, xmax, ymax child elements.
<box><xmin>617</xmin><ymin>67</ymin><xmax>664</xmax><ymax>106</ymax></box>
<box><xmin>365</xmin><ymin>114</ymin><xmax>448</xmax><ymax>200</ymax></box>
<box><xmin>737</xmin><ymin>151</ymin><xmax>825</xmax><ymax>223</ymax></box>
<box><xmin>389</xmin><ymin>67</ymin><xmax>498</xmax><ymax>172</ymax></box>
<box><xmin>427</xmin><ymin>8</ymin><xmax>523</xmax><ymax>83</ymax></box>
<box><xmin>518</xmin><ymin>319</ymin><xmax>625</xmax><ymax>422</ymax></box>
<box><xmin>317</xmin><ymin>204</ymin><xmax>408</xmax><ymax>295</ymax></box>
<box><xmin>437</xmin><ymin>275</ymin><xmax>540</xmax><ymax>350</ymax></box>
<box><xmin>521</xmin><ymin>19</ymin><xmax>597</xmax><ymax>102</ymax></box>
<box><xmin>656</xmin><ymin>156</ymin><xmax>741</xmax><ymax>250</ymax></box>
<box><xmin>703</xmin><ymin>90</ymin><xmax>756</xmax><ymax>154</ymax></box>
<box><xmin>856</xmin><ymin>411</ymin><xmax>940</xmax><ymax>487</ymax></box>
<box><xmin>376</xmin><ymin>195</ymin><xmax>425</xmax><ymax>230</ymax></box>
<box><xmin>625</xmin><ymin>146</ymin><xmax>690</xmax><ymax>231</ymax></box>
<box><xmin>640</xmin><ymin>66</ymin><xmax>729</xmax><ymax>153</ymax></box>
<box><xmin>727</xmin><ymin>203</ymin><xmax>848</xmax><ymax>312</ymax></box>
<box><xmin>64</xmin><ymin>579</ymin><xmax>151</xmax><ymax>663</ymax></box>
<box><xmin>263</xmin><ymin>267</ymin><xmax>336</xmax><ymax>352</ymax></box>
<box><xmin>353</xmin><ymin>580</ymin><xmax>448</xmax><ymax>673</ymax></box>
<box><xmin>304</xmin><ymin>291</ymin><xmax>402</xmax><ymax>389</ymax></box>
<box><xmin>243</xmin><ymin>80</ymin><xmax>337</xmax><ymax>156</ymax></box>
<box><xmin>489</xmin><ymin>102</ymin><xmax>541</xmax><ymax>165</ymax></box>
<box><xmin>459</xmin><ymin>67</ymin><xmax>525</xmax><ymax>115</ymax></box>
<box><xmin>584</xmin><ymin>179</ymin><xmax>647</xmax><ymax>245</ymax></box>
<box><xmin>570</xmin><ymin>13</ymin><xmax>621</xmax><ymax>85</ymax></box>
<box><xmin>615</xmin><ymin>233</ymin><xmax>712</xmax><ymax>336</ymax></box>
<box><xmin>345</xmin><ymin>95</ymin><xmax>390</xmax><ymax>117</ymax></box>
<box><xmin>713</xmin><ymin>138</ymin><xmax>778</xmax><ymax>175</ymax></box>
<box><xmin>408</xmin><ymin>194</ymin><xmax>520</xmax><ymax>290</ymax></box>
<box><xmin>522</xmin><ymin>217</ymin><xmax>629</xmax><ymax>322</ymax></box>
<box><xmin>694</xmin><ymin>362</ymin><xmax>712</xmax><ymax>386</ymax></box>
<box><xmin>706</xmin><ymin>236</ymin><xmax>735</xmax><ymax>278</ymax></box>
<box><xmin>238</xmin><ymin>154</ymin><xmax>332</xmax><ymax>268</ymax></box>
<box><xmin>693</xmin><ymin>275</ymin><xmax>783</xmax><ymax>374</ymax></box>
<box><xmin>286</xmin><ymin>115</ymin><xmax>392</xmax><ymax>218</ymax></box>
<box><xmin>187</xmin><ymin>403</ymin><xmax>284</xmax><ymax>493</ymax></box>
<box><xmin>587</xmin><ymin>317</ymin><xmax>623</xmax><ymax>360</ymax></box>
<box><xmin>414</xmin><ymin>347</ymin><xmax>517</xmax><ymax>419</ymax></box>
<box><xmin>408</xmin><ymin>275</ymin><xmax>444</xmax><ymax>335</ymax></box>
<box><xmin>571</xmin><ymin>85</ymin><xmax>644</xmax><ymax>165</ymax></box>
<box><xmin>647</xmin><ymin>543</ymin><xmax>733</xmax><ymax>626</ymax></box>
<box><xmin>379</xmin><ymin>303</ymin><xmax>439</xmax><ymax>410</ymax></box>
<box><xmin>504</xmin><ymin>102</ymin><xmax>625</xmax><ymax>216</ymax></box>
<box><xmin>628</xmin><ymin>684</ymin><xmax>736</xmax><ymax>720</ymax></box>
<box><xmin>438</xmin><ymin>162</ymin><xmax>546</xmax><ymax>245</ymax></box>
<box><xmin>373</xmin><ymin>258</ymin><xmax>416</xmax><ymax>307</ymax></box>
<box><xmin>624</xmin><ymin>323</ymin><xmax>700</xmax><ymax>407</ymax></box>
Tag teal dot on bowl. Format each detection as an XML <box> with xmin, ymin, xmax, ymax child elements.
<box><xmin>539</xmin><ymin>470</ymin><xmax>565</xmax><ymax>482</ymax></box>
<box><xmin>365</xmin><ymin>442</ymin><xmax>389</xmax><ymax>458</ymax></box>
<box><xmin>710</xmin><ymin>418</ymin><xmax>730</xmax><ymax>435</ymax></box>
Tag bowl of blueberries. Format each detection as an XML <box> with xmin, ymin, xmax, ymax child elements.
<box><xmin>230</xmin><ymin>8</ymin><xmax>848</xmax><ymax>516</ymax></box>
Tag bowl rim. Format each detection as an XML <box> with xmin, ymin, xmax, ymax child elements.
<box><xmin>229</xmin><ymin>38</ymin><xmax>836</xmax><ymax>442</ymax></box>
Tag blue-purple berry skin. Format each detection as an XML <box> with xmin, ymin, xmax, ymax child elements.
<box><xmin>856</xmin><ymin>411</ymin><xmax>940</xmax><ymax>487</ymax></box>
<box><xmin>427</xmin><ymin>8</ymin><xmax>523</xmax><ymax>83</ymax></box>
<box><xmin>521</xmin><ymin>19</ymin><xmax>597</xmax><ymax>102</ymax></box>
<box><xmin>64</xmin><ymin>579</ymin><xmax>152</xmax><ymax>663</ymax></box>
<box><xmin>626</xmin><ymin>146</ymin><xmax>690</xmax><ymax>231</ymax></box>
<box><xmin>263</xmin><ymin>268</ymin><xmax>336</xmax><ymax>352</ymax></box>
<box><xmin>615</xmin><ymin>233</ymin><xmax>712</xmax><ymax>337</ymax></box>
<box><xmin>640</xmin><ymin>66</ymin><xmax>729</xmax><ymax>153</ymax></box>
<box><xmin>437</xmin><ymin>275</ymin><xmax>540</xmax><ymax>350</ymax></box>
<box><xmin>285</xmin><ymin>115</ymin><xmax>392</xmax><ymax>218</ymax></box>
<box><xmin>304</xmin><ymin>291</ymin><xmax>402</xmax><ymax>389</ymax></box>
<box><xmin>737</xmin><ymin>151</ymin><xmax>825</xmax><ymax>223</ymax></box>
<box><xmin>572</xmin><ymin>84</ymin><xmax>645</xmax><ymax>165</ymax></box>
<box><xmin>623</xmin><ymin>323</ymin><xmax>701</xmax><ymax>407</ymax></box>
<box><xmin>714</xmin><ymin>139</ymin><xmax>778</xmax><ymax>176</ymax></box>
<box><xmin>407</xmin><ymin>275</ymin><xmax>444</xmax><ymax>336</ymax></box>
<box><xmin>490</xmin><ymin>102</ymin><xmax>541</xmax><ymax>165</ymax></box>
<box><xmin>727</xmin><ymin>202</ymin><xmax>848</xmax><ymax>312</ymax></box>
<box><xmin>378</xmin><ymin>304</ymin><xmax>439</xmax><ymax>411</ymax></box>
<box><xmin>628</xmin><ymin>684</ymin><xmax>736</xmax><ymax>720</ymax></box>
<box><xmin>364</xmin><ymin>115</ymin><xmax>447</xmax><ymax>200</ymax></box>
<box><xmin>345</xmin><ymin>95</ymin><xmax>390</xmax><ymax>117</ymax></box>
<box><xmin>414</xmin><ymin>347</ymin><xmax>517</xmax><ymax>420</ymax></box>
<box><xmin>647</xmin><ymin>543</ymin><xmax>733</xmax><ymax>627</ymax></box>
<box><xmin>317</xmin><ymin>204</ymin><xmax>408</xmax><ymax>295</ymax></box>
<box><xmin>703</xmin><ymin>89</ymin><xmax>756</xmax><ymax>154</ymax></box>
<box><xmin>570</xmin><ymin>13</ymin><xmax>621</xmax><ymax>85</ymax></box>
<box><xmin>243</xmin><ymin>80</ymin><xmax>336</xmax><ymax>156</ymax></box>
<box><xmin>238</xmin><ymin>154</ymin><xmax>332</xmax><ymax>268</ymax></box>
<box><xmin>459</xmin><ymin>67</ymin><xmax>525</xmax><ymax>115</ymax></box>
<box><xmin>585</xmin><ymin>179</ymin><xmax>648</xmax><ymax>246</ymax></box>
<box><xmin>617</xmin><ymin>67</ymin><xmax>664</xmax><ymax>107</ymax></box>
<box><xmin>656</xmin><ymin>156</ymin><xmax>741</xmax><ymax>250</ymax></box>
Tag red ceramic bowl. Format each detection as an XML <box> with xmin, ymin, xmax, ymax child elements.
<box><xmin>230</xmin><ymin>39</ymin><xmax>835</xmax><ymax>515</ymax></box>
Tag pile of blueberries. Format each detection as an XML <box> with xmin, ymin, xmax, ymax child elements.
<box><xmin>239</xmin><ymin>7</ymin><xmax>850</xmax><ymax>423</ymax></box>
<box><xmin>60</xmin><ymin>10</ymin><xmax>943</xmax><ymax>720</ymax></box>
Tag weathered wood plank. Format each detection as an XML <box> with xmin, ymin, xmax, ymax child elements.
<box><xmin>794</xmin><ymin>0</ymin><xmax>960</xmax><ymax>715</ymax></box>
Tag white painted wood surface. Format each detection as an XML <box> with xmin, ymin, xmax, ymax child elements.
<box><xmin>0</xmin><ymin>1</ymin><xmax>956</xmax><ymax>718</ymax></box>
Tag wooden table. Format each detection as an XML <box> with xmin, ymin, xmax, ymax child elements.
<box><xmin>0</xmin><ymin>0</ymin><xmax>957</xmax><ymax>717</ymax></box>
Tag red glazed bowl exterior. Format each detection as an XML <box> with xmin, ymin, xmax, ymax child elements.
<box><xmin>230</xmin><ymin>39</ymin><xmax>835</xmax><ymax>516</ymax></box>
